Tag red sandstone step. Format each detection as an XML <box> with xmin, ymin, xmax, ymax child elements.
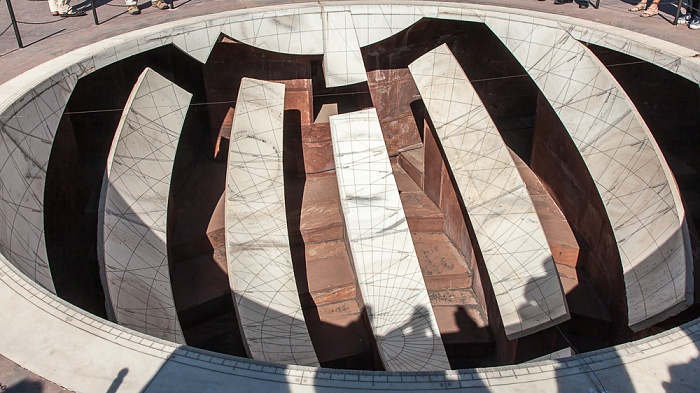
<box><xmin>302</xmin><ymin>240</ymin><xmax>357</xmax><ymax>305</ymax></box>
<box><xmin>401</xmin><ymin>191</ymin><xmax>445</xmax><ymax>233</ymax></box>
<box><xmin>510</xmin><ymin>150</ymin><xmax>580</xmax><ymax>269</ymax></box>
<box><xmin>398</xmin><ymin>148</ymin><xmax>424</xmax><ymax>189</ymax></box>
<box><xmin>412</xmin><ymin>232</ymin><xmax>472</xmax><ymax>290</ymax></box>
<box><xmin>299</xmin><ymin>175</ymin><xmax>345</xmax><ymax>244</ymax></box>
<box><xmin>391</xmin><ymin>158</ymin><xmax>422</xmax><ymax>193</ymax></box>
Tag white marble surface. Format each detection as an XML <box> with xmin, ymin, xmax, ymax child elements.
<box><xmin>222</xmin><ymin>8</ymin><xmax>324</xmax><ymax>55</ymax></box>
<box><xmin>330</xmin><ymin>108</ymin><xmax>450</xmax><ymax>371</ymax></box>
<box><xmin>322</xmin><ymin>10</ymin><xmax>368</xmax><ymax>87</ymax></box>
<box><xmin>226</xmin><ymin>77</ymin><xmax>318</xmax><ymax>367</ymax></box>
<box><xmin>0</xmin><ymin>1</ymin><xmax>698</xmax><ymax>390</ymax></box>
<box><xmin>0</xmin><ymin>69</ymin><xmax>82</xmax><ymax>293</ymax></box>
<box><xmin>484</xmin><ymin>16</ymin><xmax>692</xmax><ymax>330</ymax></box>
<box><xmin>409</xmin><ymin>44</ymin><xmax>569</xmax><ymax>339</ymax></box>
<box><xmin>98</xmin><ymin>68</ymin><xmax>190</xmax><ymax>344</ymax></box>
<box><xmin>171</xmin><ymin>21</ymin><xmax>222</xmax><ymax>63</ymax></box>
<box><xmin>349</xmin><ymin>4</ymin><xmax>438</xmax><ymax>47</ymax></box>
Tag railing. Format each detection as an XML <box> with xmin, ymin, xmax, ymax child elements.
<box><xmin>2</xmin><ymin>0</ymin><xmax>176</xmax><ymax>49</ymax></box>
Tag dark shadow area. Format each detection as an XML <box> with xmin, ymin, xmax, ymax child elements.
<box><xmin>4</xmin><ymin>380</ymin><xmax>43</xmax><ymax>393</ymax></box>
<box><xmin>663</xmin><ymin>322</ymin><xmax>700</xmax><ymax>392</ymax></box>
<box><xmin>106</xmin><ymin>368</ymin><xmax>128</xmax><ymax>393</ymax></box>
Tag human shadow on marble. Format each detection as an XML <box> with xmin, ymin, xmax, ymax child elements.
<box><xmin>660</xmin><ymin>313</ymin><xmax>700</xmax><ymax>392</ymax></box>
<box><xmin>105</xmin><ymin>368</ymin><xmax>128</xmax><ymax>393</ymax></box>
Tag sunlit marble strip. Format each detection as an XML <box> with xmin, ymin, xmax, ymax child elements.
<box><xmin>330</xmin><ymin>108</ymin><xmax>450</xmax><ymax>371</ymax></box>
<box><xmin>171</xmin><ymin>21</ymin><xmax>223</xmax><ymax>63</ymax></box>
<box><xmin>485</xmin><ymin>17</ymin><xmax>693</xmax><ymax>331</ymax></box>
<box><xmin>349</xmin><ymin>4</ymin><xmax>438</xmax><ymax>47</ymax></box>
<box><xmin>98</xmin><ymin>68</ymin><xmax>190</xmax><ymax>344</ymax></box>
<box><xmin>226</xmin><ymin>77</ymin><xmax>319</xmax><ymax>367</ymax></box>
<box><xmin>222</xmin><ymin>8</ymin><xmax>324</xmax><ymax>55</ymax></box>
<box><xmin>322</xmin><ymin>10</ymin><xmax>368</xmax><ymax>87</ymax></box>
<box><xmin>409</xmin><ymin>44</ymin><xmax>569</xmax><ymax>339</ymax></box>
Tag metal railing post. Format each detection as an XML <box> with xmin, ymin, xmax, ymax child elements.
<box><xmin>674</xmin><ymin>0</ymin><xmax>685</xmax><ymax>25</ymax></box>
<box><xmin>5</xmin><ymin>0</ymin><xmax>23</xmax><ymax>49</ymax></box>
<box><xmin>91</xmin><ymin>0</ymin><xmax>100</xmax><ymax>25</ymax></box>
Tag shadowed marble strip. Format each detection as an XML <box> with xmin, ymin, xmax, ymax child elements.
<box><xmin>409</xmin><ymin>44</ymin><xmax>569</xmax><ymax>339</ymax></box>
<box><xmin>322</xmin><ymin>10</ymin><xmax>368</xmax><ymax>87</ymax></box>
<box><xmin>485</xmin><ymin>17</ymin><xmax>692</xmax><ymax>331</ymax></box>
<box><xmin>98</xmin><ymin>68</ymin><xmax>190</xmax><ymax>344</ymax></box>
<box><xmin>226</xmin><ymin>77</ymin><xmax>319</xmax><ymax>367</ymax></box>
<box><xmin>0</xmin><ymin>65</ymin><xmax>90</xmax><ymax>293</ymax></box>
<box><xmin>330</xmin><ymin>108</ymin><xmax>450</xmax><ymax>371</ymax></box>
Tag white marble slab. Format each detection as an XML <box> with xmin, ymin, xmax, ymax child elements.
<box><xmin>485</xmin><ymin>17</ymin><xmax>693</xmax><ymax>331</ymax></box>
<box><xmin>349</xmin><ymin>4</ymin><xmax>438</xmax><ymax>47</ymax></box>
<box><xmin>330</xmin><ymin>108</ymin><xmax>450</xmax><ymax>371</ymax></box>
<box><xmin>409</xmin><ymin>44</ymin><xmax>569</xmax><ymax>339</ymax></box>
<box><xmin>98</xmin><ymin>68</ymin><xmax>190</xmax><ymax>344</ymax></box>
<box><xmin>171</xmin><ymin>21</ymin><xmax>222</xmax><ymax>63</ymax></box>
<box><xmin>0</xmin><ymin>68</ymin><xmax>85</xmax><ymax>293</ymax></box>
<box><xmin>323</xmin><ymin>10</ymin><xmax>368</xmax><ymax>87</ymax></box>
<box><xmin>226</xmin><ymin>77</ymin><xmax>318</xmax><ymax>367</ymax></box>
<box><xmin>222</xmin><ymin>8</ymin><xmax>324</xmax><ymax>55</ymax></box>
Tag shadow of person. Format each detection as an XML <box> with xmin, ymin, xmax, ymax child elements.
<box><xmin>378</xmin><ymin>305</ymin><xmax>442</xmax><ymax>370</ymax></box>
<box><xmin>106</xmin><ymin>368</ymin><xmax>128</xmax><ymax>393</ymax></box>
<box><xmin>662</xmin><ymin>322</ymin><xmax>700</xmax><ymax>392</ymax></box>
<box><xmin>4</xmin><ymin>380</ymin><xmax>43</xmax><ymax>392</ymax></box>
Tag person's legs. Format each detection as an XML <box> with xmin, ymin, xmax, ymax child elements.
<box><xmin>689</xmin><ymin>0</ymin><xmax>700</xmax><ymax>28</ymax></box>
<box><xmin>629</xmin><ymin>1</ymin><xmax>647</xmax><ymax>11</ymax></box>
<box><xmin>48</xmin><ymin>0</ymin><xmax>71</xmax><ymax>15</ymax></box>
<box><xmin>641</xmin><ymin>0</ymin><xmax>660</xmax><ymax>16</ymax></box>
<box><xmin>125</xmin><ymin>0</ymin><xmax>140</xmax><ymax>15</ymax></box>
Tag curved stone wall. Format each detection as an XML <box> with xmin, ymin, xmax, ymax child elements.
<box><xmin>0</xmin><ymin>2</ymin><xmax>699</xmax><ymax>392</ymax></box>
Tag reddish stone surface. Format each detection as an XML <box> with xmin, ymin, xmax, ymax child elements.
<box><xmin>510</xmin><ymin>150</ymin><xmax>580</xmax><ymax>269</ymax></box>
<box><xmin>398</xmin><ymin>148</ymin><xmax>424</xmax><ymax>189</ymax></box>
<box><xmin>367</xmin><ymin>69</ymin><xmax>423</xmax><ymax>156</ymax></box>
<box><xmin>299</xmin><ymin>175</ymin><xmax>344</xmax><ymax>244</ymax></box>
<box><xmin>413</xmin><ymin>233</ymin><xmax>473</xmax><ymax>290</ymax></box>
<box><xmin>302</xmin><ymin>123</ymin><xmax>336</xmax><ymax>174</ymax></box>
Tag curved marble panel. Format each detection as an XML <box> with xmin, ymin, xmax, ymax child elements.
<box><xmin>171</xmin><ymin>21</ymin><xmax>222</xmax><ymax>63</ymax></box>
<box><xmin>221</xmin><ymin>8</ymin><xmax>324</xmax><ymax>55</ymax></box>
<box><xmin>225</xmin><ymin>77</ymin><xmax>319</xmax><ymax>367</ymax></box>
<box><xmin>409</xmin><ymin>44</ymin><xmax>569</xmax><ymax>339</ymax></box>
<box><xmin>349</xmin><ymin>4</ymin><xmax>438</xmax><ymax>47</ymax></box>
<box><xmin>322</xmin><ymin>10</ymin><xmax>368</xmax><ymax>87</ymax></box>
<box><xmin>98</xmin><ymin>68</ymin><xmax>190</xmax><ymax>344</ymax></box>
<box><xmin>0</xmin><ymin>65</ymin><xmax>89</xmax><ymax>293</ymax></box>
<box><xmin>484</xmin><ymin>17</ymin><xmax>693</xmax><ymax>330</ymax></box>
<box><xmin>330</xmin><ymin>108</ymin><xmax>450</xmax><ymax>372</ymax></box>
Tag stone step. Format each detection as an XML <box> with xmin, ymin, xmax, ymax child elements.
<box><xmin>401</xmin><ymin>192</ymin><xmax>445</xmax><ymax>233</ymax></box>
<box><xmin>398</xmin><ymin>147</ymin><xmax>424</xmax><ymax>190</ymax></box>
<box><xmin>296</xmin><ymin>175</ymin><xmax>345</xmax><ymax>244</ymax></box>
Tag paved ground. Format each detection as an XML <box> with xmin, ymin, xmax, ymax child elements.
<box><xmin>0</xmin><ymin>0</ymin><xmax>699</xmax><ymax>85</ymax></box>
<box><xmin>0</xmin><ymin>354</ymin><xmax>70</xmax><ymax>392</ymax></box>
